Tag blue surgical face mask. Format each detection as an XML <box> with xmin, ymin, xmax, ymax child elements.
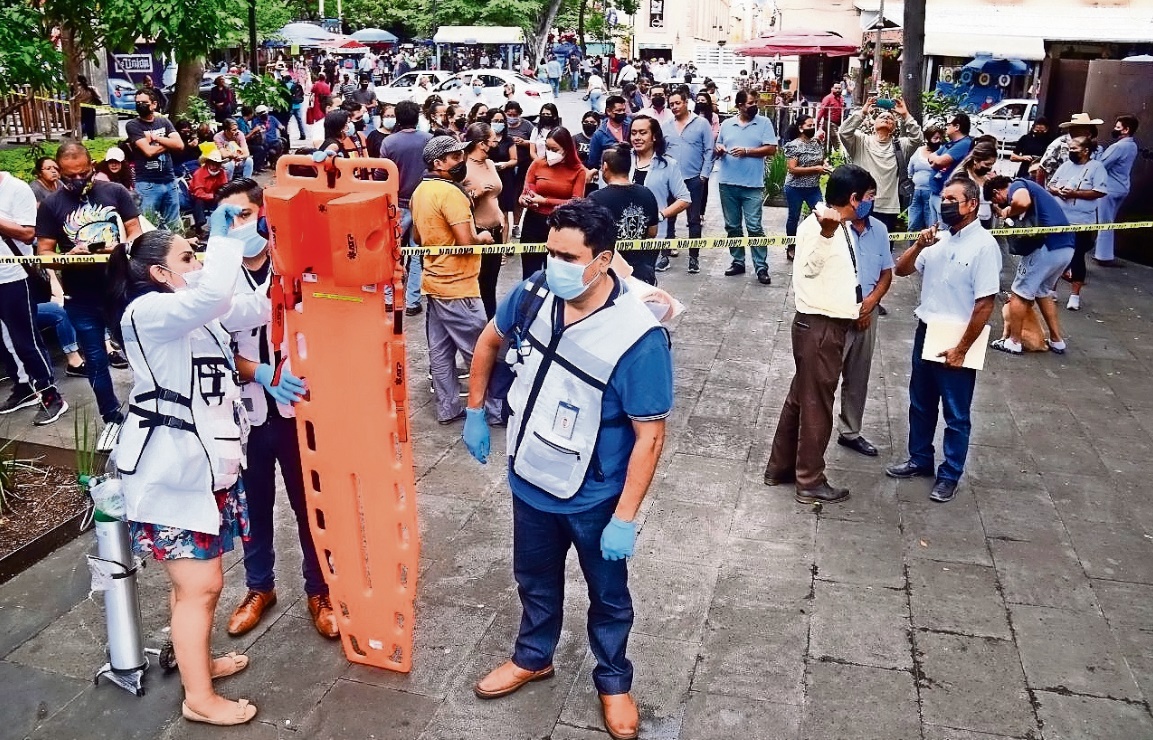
<box><xmin>492</xmin><ymin>122</ymin><xmax>506</xmax><ymax>134</ymax></box>
<box><xmin>545</xmin><ymin>254</ymin><xmax>603</xmax><ymax>301</ymax></box>
<box><xmin>230</xmin><ymin>220</ymin><xmax>268</xmax><ymax>258</ymax></box>
<box><xmin>382</xmin><ymin>117</ymin><xmax>396</xmax><ymax>131</ymax></box>
<box><xmin>506</xmin><ymin>115</ymin><xmax>521</xmax><ymax>127</ymax></box>
<box><xmin>855</xmin><ymin>199</ymin><xmax>874</xmax><ymax>220</ymax></box>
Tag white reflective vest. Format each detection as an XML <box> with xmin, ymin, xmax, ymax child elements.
<box><xmin>222</xmin><ymin>263</ymin><xmax>292</xmax><ymax>427</ymax></box>
<box><xmin>115</xmin><ymin>236</ymin><xmax>269</xmax><ymax>534</ymax></box>
<box><xmin>506</xmin><ymin>278</ymin><xmax>664</xmax><ymax>499</ymax></box>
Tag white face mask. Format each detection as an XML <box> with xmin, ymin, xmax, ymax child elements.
<box><xmin>545</xmin><ymin>150</ymin><xmax>565</xmax><ymax>167</ymax></box>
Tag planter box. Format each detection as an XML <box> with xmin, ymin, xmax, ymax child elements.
<box><xmin>0</xmin><ymin>438</ymin><xmax>96</xmax><ymax>585</ymax></box>
<box><xmin>0</xmin><ymin>508</ymin><xmax>90</xmax><ymax>585</ymax></box>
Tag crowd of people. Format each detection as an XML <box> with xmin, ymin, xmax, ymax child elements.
<box><xmin>0</xmin><ymin>55</ymin><xmax>1144</xmax><ymax>737</ymax></box>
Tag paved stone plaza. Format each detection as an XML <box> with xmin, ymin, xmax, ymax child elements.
<box><xmin>4</xmin><ymin>183</ymin><xmax>1153</xmax><ymax>739</ymax></box>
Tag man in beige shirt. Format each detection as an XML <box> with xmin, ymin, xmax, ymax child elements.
<box><xmin>765</xmin><ymin>165</ymin><xmax>875</xmax><ymax>505</ymax></box>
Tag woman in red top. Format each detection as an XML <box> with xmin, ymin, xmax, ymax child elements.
<box><xmin>307</xmin><ymin>73</ymin><xmax>330</xmax><ymax>125</ymax></box>
<box><xmin>518</xmin><ymin>126</ymin><xmax>586</xmax><ymax>277</ymax></box>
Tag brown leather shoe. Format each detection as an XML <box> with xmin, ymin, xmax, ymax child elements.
<box><xmin>307</xmin><ymin>594</ymin><xmax>340</xmax><ymax>639</ymax></box>
<box><xmin>473</xmin><ymin>660</ymin><xmax>555</xmax><ymax>699</ymax></box>
<box><xmin>600</xmin><ymin>692</ymin><xmax>639</xmax><ymax>740</ymax></box>
<box><xmin>226</xmin><ymin>590</ymin><xmax>277</xmax><ymax>637</ymax></box>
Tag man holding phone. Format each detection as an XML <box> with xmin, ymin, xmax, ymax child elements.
<box><xmin>838</xmin><ymin>96</ymin><xmax>923</xmax><ymax>231</ymax></box>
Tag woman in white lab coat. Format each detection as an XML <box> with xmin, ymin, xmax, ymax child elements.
<box><xmin>106</xmin><ymin>206</ymin><xmax>269</xmax><ymax>726</ymax></box>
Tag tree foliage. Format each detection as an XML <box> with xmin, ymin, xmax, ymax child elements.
<box><xmin>0</xmin><ymin>3</ymin><xmax>64</xmax><ymax>92</ymax></box>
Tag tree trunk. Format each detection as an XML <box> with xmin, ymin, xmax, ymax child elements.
<box><xmin>59</xmin><ymin>25</ymin><xmax>82</xmax><ymax>91</ymax></box>
<box><xmin>578</xmin><ymin>0</ymin><xmax>589</xmax><ymax>55</ymax></box>
<box><xmin>171</xmin><ymin>57</ymin><xmax>206</xmax><ymax>117</ymax></box>
<box><xmin>901</xmin><ymin>0</ymin><xmax>926</xmax><ymax>122</ymax></box>
<box><xmin>527</xmin><ymin>0</ymin><xmax>566</xmax><ymax>65</ymax></box>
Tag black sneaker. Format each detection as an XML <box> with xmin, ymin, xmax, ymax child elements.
<box><xmin>724</xmin><ymin>263</ymin><xmax>746</xmax><ymax>277</ymax></box>
<box><xmin>655</xmin><ymin>254</ymin><xmax>671</xmax><ymax>272</ymax></box>
<box><xmin>65</xmin><ymin>363</ymin><xmax>88</xmax><ymax>378</ymax></box>
<box><xmin>108</xmin><ymin>350</ymin><xmax>130</xmax><ymax>369</ymax></box>
<box><xmin>0</xmin><ymin>384</ymin><xmax>38</xmax><ymax>414</ymax></box>
<box><xmin>687</xmin><ymin>257</ymin><xmax>700</xmax><ymax>274</ymax></box>
<box><xmin>405</xmin><ymin>304</ymin><xmax>423</xmax><ymax>317</ymax></box>
<box><xmin>33</xmin><ymin>390</ymin><xmax>68</xmax><ymax>426</ymax></box>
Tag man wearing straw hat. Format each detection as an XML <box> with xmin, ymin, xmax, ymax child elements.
<box><xmin>187</xmin><ymin>150</ymin><xmax>229</xmax><ymax>235</ymax></box>
<box><xmin>1037</xmin><ymin>113</ymin><xmax>1104</xmax><ymax>180</ymax></box>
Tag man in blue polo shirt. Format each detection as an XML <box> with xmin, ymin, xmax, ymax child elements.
<box><xmin>461</xmin><ymin>199</ymin><xmax>673</xmax><ymax>740</ymax></box>
<box><xmin>927</xmin><ymin>113</ymin><xmax>972</xmax><ymax>220</ymax></box>
<box><xmin>984</xmin><ymin>174</ymin><xmax>1074</xmax><ymax>354</ymax></box>
<box><xmin>837</xmin><ymin>185</ymin><xmax>893</xmax><ymax>457</ymax></box>
<box><xmin>715</xmin><ymin>89</ymin><xmax>778</xmax><ymax>285</ymax></box>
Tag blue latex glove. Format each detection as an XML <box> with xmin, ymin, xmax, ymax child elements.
<box><xmin>208</xmin><ymin>203</ymin><xmax>243</xmax><ymax>239</ymax></box>
<box><xmin>600</xmin><ymin>516</ymin><xmax>636</xmax><ymax>561</ymax></box>
<box><xmin>462</xmin><ymin>407</ymin><xmax>490</xmax><ymax>464</ymax></box>
<box><xmin>254</xmin><ymin>363</ymin><xmax>307</xmax><ymax>405</ymax></box>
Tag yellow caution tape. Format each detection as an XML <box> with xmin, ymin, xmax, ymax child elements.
<box><xmin>6</xmin><ymin>220</ymin><xmax>1152</xmax><ymax>265</ymax></box>
<box><xmin>33</xmin><ymin>94</ymin><xmax>123</xmax><ymax>116</ymax></box>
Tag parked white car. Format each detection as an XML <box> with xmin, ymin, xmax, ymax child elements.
<box><xmin>433</xmin><ymin>69</ymin><xmax>556</xmax><ymax>115</ymax></box>
<box><xmin>375</xmin><ymin>70</ymin><xmax>452</xmax><ymax>106</ymax></box>
<box><xmin>972</xmin><ymin>98</ymin><xmax>1039</xmax><ymax>146</ymax></box>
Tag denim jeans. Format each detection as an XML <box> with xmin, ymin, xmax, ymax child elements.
<box><xmin>136</xmin><ymin>180</ymin><xmax>181</xmax><ymax>232</ymax></box>
<box><xmin>240</xmin><ymin>411</ymin><xmax>327</xmax><ymax>597</ymax></box>
<box><xmin>190</xmin><ymin>197</ymin><xmax>214</xmax><ymax>229</ymax></box>
<box><xmin>719</xmin><ymin>183</ymin><xmax>767</xmax><ymax>270</ymax></box>
<box><xmin>290</xmin><ymin>107</ymin><xmax>307</xmax><ymax>140</ymax></box>
<box><xmin>550</xmin><ymin>77</ymin><xmax>561</xmax><ymax>97</ymax></box>
<box><xmin>589</xmin><ymin>91</ymin><xmax>605</xmax><ymax>114</ymax></box>
<box><xmin>398</xmin><ymin>207</ymin><xmax>422</xmax><ymax>309</ymax></box>
<box><xmin>224</xmin><ymin>157</ymin><xmax>254</xmax><ymax>181</ymax></box>
<box><xmin>907</xmin><ymin>188</ymin><xmax>936</xmax><ymax>232</ymax></box>
<box><xmin>36</xmin><ymin>300</ymin><xmax>79</xmax><ymax>354</ymax></box>
<box><xmin>64</xmin><ymin>299</ymin><xmax>121</xmax><ymax>421</ymax></box>
<box><xmin>783</xmin><ymin>184</ymin><xmax>821</xmax><ymax>237</ymax></box>
<box><xmin>908</xmin><ymin>322</ymin><xmax>977</xmax><ymax>482</ymax></box>
<box><xmin>512</xmin><ymin>495</ymin><xmax>634</xmax><ymax>695</ymax></box>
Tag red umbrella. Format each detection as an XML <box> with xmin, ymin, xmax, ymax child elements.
<box><xmin>735</xmin><ymin>29</ymin><xmax>859</xmax><ymax>57</ymax></box>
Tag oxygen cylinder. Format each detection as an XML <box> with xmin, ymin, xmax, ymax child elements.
<box><xmin>93</xmin><ymin>511</ymin><xmax>147</xmax><ymax>673</ymax></box>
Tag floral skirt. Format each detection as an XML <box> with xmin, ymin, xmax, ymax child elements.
<box><xmin>130</xmin><ymin>481</ymin><xmax>251</xmax><ymax>561</ymax></box>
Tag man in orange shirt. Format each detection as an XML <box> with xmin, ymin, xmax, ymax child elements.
<box><xmin>411</xmin><ymin>136</ymin><xmax>502</xmax><ymax>424</ymax></box>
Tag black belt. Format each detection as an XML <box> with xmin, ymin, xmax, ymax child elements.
<box><xmin>129</xmin><ymin>405</ymin><xmax>196</xmax><ymax>432</ymax></box>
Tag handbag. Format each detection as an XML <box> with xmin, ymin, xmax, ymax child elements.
<box><xmin>2</xmin><ymin>235</ymin><xmax>52</xmax><ymax>304</ymax></box>
<box><xmin>893</xmin><ymin>140</ymin><xmax>914</xmax><ymax>212</ymax></box>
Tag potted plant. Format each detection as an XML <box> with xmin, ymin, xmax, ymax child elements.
<box><xmin>763</xmin><ymin>150</ymin><xmax>789</xmax><ymax>208</ymax></box>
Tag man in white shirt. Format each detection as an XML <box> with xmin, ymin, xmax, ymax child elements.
<box><xmin>887</xmin><ymin>177</ymin><xmax>1001</xmax><ymax>503</ymax></box>
<box><xmin>765</xmin><ymin>166</ymin><xmax>872</xmax><ymax>505</ymax></box>
<box><xmin>616</xmin><ymin>60</ymin><xmax>639</xmax><ymax>87</ymax></box>
<box><xmin>0</xmin><ymin>171</ymin><xmax>68</xmax><ymax>424</ymax></box>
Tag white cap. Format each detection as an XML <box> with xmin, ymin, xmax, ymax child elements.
<box><xmin>104</xmin><ymin>146</ymin><xmax>125</xmax><ymax>162</ymax></box>
<box><xmin>255</xmin><ymin>104</ymin><xmax>269</xmax><ymax>114</ymax></box>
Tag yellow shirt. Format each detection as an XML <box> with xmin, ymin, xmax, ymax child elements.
<box><xmin>411</xmin><ymin>176</ymin><xmax>481</xmax><ymax>299</ymax></box>
<box><xmin>792</xmin><ymin>207</ymin><xmax>861</xmax><ymax>320</ymax></box>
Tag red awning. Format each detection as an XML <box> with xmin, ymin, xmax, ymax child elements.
<box><xmin>735</xmin><ymin>29</ymin><xmax>859</xmax><ymax>57</ymax></box>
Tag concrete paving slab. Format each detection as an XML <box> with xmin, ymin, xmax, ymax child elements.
<box><xmin>559</xmin><ymin>632</ymin><xmax>698</xmax><ymax>740</ymax></box>
<box><xmin>652</xmin><ymin>452</ymin><xmax>745</xmax><ymax>510</ymax></box>
<box><xmin>802</xmin><ymin>661</ymin><xmax>920</xmax><ymax>740</ymax></box>
<box><xmin>0</xmin><ymin>660</ymin><xmax>87</xmax><ymax>740</ymax></box>
<box><xmin>916</xmin><ymin>632</ymin><xmax>1037</xmax><ymax>738</ymax></box>
<box><xmin>1062</xmin><ymin>518</ymin><xmax>1153</xmax><ymax>585</ymax></box>
<box><xmin>809</xmin><ymin>581</ymin><xmax>913</xmax><ymax>671</ymax></box>
<box><xmin>680</xmin><ymin>691</ymin><xmax>801</xmax><ymax>740</ymax></box>
<box><xmin>814</xmin><ymin>519</ymin><xmax>904</xmax><ymax>588</ymax></box>
<box><xmin>634</xmin><ymin>498</ymin><xmax>733</xmax><ymax>566</ymax></box>
<box><xmin>0</xmin><ymin>535</ymin><xmax>92</xmax><ymax>659</ymax></box>
<box><xmin>1009</xmin><ymin>604</ymin><xmax>1142</xmax><ymax>700</ymax></box>
<box><xmin>973</xmin><ymin>486</ymin><xmax>1069</xmax><ymax>545</ymax></box>
<box><xmin>1033</xmin><ymin>690</ymin><xmax>1153</xmax><ymax>740</ymax></box>
<box><xmin>989</xmin><ymin>540</ymin><xmax>1098</xmax><ymax>612</ymax></box>
<box><xmin>920</xmin><ymin>726</ymin><xmax>1021</xmax><ymax>740</ymax></box>
<box><xmin>693</xmin><ymin>602</ymin><xmax>807</xmax><ymax>705</ymax></box>
<box><xmin>907</xmin><ymin>560</ymin><xmax>1011</xmax><ymax>640</ymax></box>
<box><xmin>628</xmin><ymin>556</ymin><xmax>719</xmax><ymax>643</ymax></box>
